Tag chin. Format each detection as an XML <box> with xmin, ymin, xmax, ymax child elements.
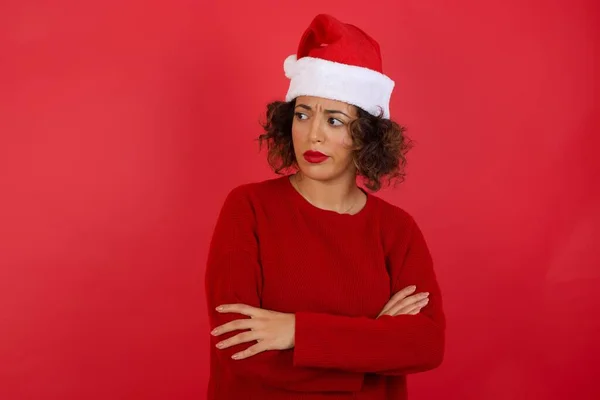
<box><xmin>297</xmin><ymin>163</ymin><xmax>351</xmax><ymax>182</ymax></box>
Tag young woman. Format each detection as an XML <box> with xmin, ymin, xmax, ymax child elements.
<box><xmin>204</xmin><ymin>14</ymin><xmax>445</xmax><ymax>400</ymax></box>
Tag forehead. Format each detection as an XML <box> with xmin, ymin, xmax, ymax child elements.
<box><xmin>295</xmin><ymin>96</ymin><xmax>357</xmax><ymax>116</ymax></box>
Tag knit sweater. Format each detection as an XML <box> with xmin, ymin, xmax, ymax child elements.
<box><xmin>204</xmin><ymin>175</ymin><xmax>445</xmax><ymax>400</ymax></box>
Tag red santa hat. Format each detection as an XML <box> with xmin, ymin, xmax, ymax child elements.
<box><xmin>284</xmin><ymin>14</ymin><xmax>395</xmax><ymax>119</ymax></box>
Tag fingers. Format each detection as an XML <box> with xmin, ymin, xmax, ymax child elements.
<box><xmin>378</xmin><ymin>285</ymin><xmax>417</xmax><ymax>316</ymax></box>
<box><xmin>216</xmin><ymin>303</ymin><xmax>264</xmax><ymax>317</ymax></box>
<box><xmin>390</xmin><ymin>297</ymin><xmax>430</xmax><ymax>317</ymax></box>
<box><xmin>380</xmin><ymin>291</ymin><xmax>430</xmax><ymax>317</ymax></box>
<box><xmin>393</xmin><ymin>291</ymin><xmax>429</xmax><ymax>312</ymax></box>
<box><xmin>232</xmin><ymin>341</ymin><xmax>269</xmax><ymax>360</ymax></box>
<box><xmin>404</xmin><ymin>297</ymin><xmax>430</xmax><ymax>314</ymax></box>
<box><xmin>390</xmin><ymin>294</ymin><xmax>429</xmax><ymax>315</ymax></box>
<box><xmin>387</xmin><ymin>285</ymin><xmax>417</xmax><ymax>307</ymax></box>
<box><xmin>211</xmin><ymin>318</ymin><xmax>257</xmax><ymax>336</ymax></box>
<box><xmin>216</xmin><ymin>330</ymin><xmax>261</xmax><ymax>350</ymax></box>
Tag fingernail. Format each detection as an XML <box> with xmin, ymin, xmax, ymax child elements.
<box><xmin>423</xmin><ymin>292</ymin><xmax>430</xmax><ymax>297</ymax></box>
<box><xmin>409</xmin><ymin>285</ymin><xmax>417</xmax><ymax>291</ymax></box>
<box><xmin>211</xmin><ymin>329</ymin><xmax>218</xmax><ymax>335</ymax></box>
<box><xmin>216</xmin><ymin>306</ymin><xmax>224</xmax><ymax>311</ymax></box>
<box><xmin>216</xmin><ymin>342</ymin><xmax>224</xmax><ymax>348</ymax></box>
<box><xmin>231</xmin><ymin>353</ymin><xmax>240</xmax><ymax>359</ymax></box>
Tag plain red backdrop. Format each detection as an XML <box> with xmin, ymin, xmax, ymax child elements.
<box><xmin>1</xmin><ymin>0</ymin><xmax>599</xmax><ymax>399</ymax></box>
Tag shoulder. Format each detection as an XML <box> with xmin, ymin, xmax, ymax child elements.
<box><xmin>368</xmin><ymin>192</ymin><xmax>416</xmax><ymax>228</ymax></box>
<box><xmin>222</xmin><ymin>175</ymin><xmax>289</xmax><ymax>206</ymax></box>
<box><xmin>212</xmin><ymin>176</ymin><xmax>289</xmax><ymax>228</ymax></box>
<box><xmin>367</xmin><ymin>192</ymin><xmax>422</xmax><ymax>248</ymax></box>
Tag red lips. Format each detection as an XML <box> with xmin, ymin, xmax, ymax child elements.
<box><xmin>303</xmin><ymin>150</ymin><xmax>329</xmax><ymax>164</ymax></box>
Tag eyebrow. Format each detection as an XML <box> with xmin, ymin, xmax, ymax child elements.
<box><xmin>295</xmin><ymin>104</ymin><xmax>351</xmax><ymax>119</ymax></box>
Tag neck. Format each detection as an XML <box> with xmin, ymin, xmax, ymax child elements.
<box><xmin>292</xmin><ymin>171</ymin><xmax>362</xmax><ymax>214</ymax></box>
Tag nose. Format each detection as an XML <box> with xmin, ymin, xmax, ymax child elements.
<box><xmin>309</xmin><ymin>117</ymin><xmax>325</xmax><ymax>143</ymax></box>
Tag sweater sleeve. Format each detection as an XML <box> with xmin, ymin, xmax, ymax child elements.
<box><xmin>293</xmin><ymin>216</ymin><xmax>445</xmax><ymax>375</ymax></box>
<box><xmin>204</xmin><ymin>186</ymin><xmax>364</xmax><ymax>392</ymax></box>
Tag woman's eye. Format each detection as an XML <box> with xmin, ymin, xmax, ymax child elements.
<box><xmin>328</xmin><ymin>118</ymin><xmax>343</xmax><ymax>126</ymax></box>
<box><xmin>295</xmin><ymin>112</ymin><xmax>308</xmax><ymax>120</ymax></box>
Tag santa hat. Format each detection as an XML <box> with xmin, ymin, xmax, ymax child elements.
<box><xmin>284</xmin><ymin>14</ymin><xmax>395</xmax><ymax>119</ymax></box>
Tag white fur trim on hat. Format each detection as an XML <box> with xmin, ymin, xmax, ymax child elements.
<box><xmin>283</xmin><ymin>55</ymin><xmax>395</xmax><ymax>119</ymax></box>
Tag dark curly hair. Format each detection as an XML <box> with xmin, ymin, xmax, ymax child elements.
<box><xmin>258</xmin><ymin>99</ymin><xmax>413</xmax><ymax>192</ymax></box>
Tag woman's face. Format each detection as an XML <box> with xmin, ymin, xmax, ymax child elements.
<box><xmin>291</xmin><ymin>96</ymin><xmax>358</xmax><ymax>182</ymax></box>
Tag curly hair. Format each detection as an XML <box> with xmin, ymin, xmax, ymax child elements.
<box><xmin>258</xmin><ymin>99</ymin><xmax>413</xmax><ymax>192</ymax></box>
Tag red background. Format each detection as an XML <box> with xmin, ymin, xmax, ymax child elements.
<box><xmin>1</xmin><ymin>0</ymin><xmax>599</xmax><ymax>399</ymax></box>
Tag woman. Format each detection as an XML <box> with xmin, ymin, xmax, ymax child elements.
<box><xmin>204</xmin><ymin>14</ymin><xmax>445</xmax><ymax>400</ymax></box>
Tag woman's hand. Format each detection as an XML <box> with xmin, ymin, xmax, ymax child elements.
<box><xmin>211</xmin><ymin>304</ymin><xmax>295</xmax><ymax>360</ymax></box>
<box><xmin>377</xmin><ymin>285</ymin><xmax>429</xmax><ymax>318</ymax></box>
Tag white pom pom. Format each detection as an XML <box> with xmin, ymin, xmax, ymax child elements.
<box><xmin>283</xmin><ymin>55</ymin><xmax>297</xmax><ymax>78</ymax></box>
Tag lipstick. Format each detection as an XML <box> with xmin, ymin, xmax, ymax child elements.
<box><xmin>303</xmin><ymin>150</ymin><xmax>329</xmax><ymax>164</ymax></box>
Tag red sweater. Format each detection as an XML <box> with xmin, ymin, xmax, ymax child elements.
<box><xmin>204</xmin><ymin>176</ymin><xmax>445</xmax><ymax>399</ymax></box>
